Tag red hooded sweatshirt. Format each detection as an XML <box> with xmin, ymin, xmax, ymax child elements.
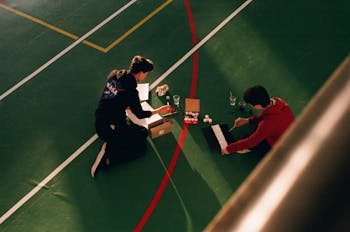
<box><xmin>226</xmin><ymin>97</ymin><xmax>294</xmax><ymax>153</ymax></box>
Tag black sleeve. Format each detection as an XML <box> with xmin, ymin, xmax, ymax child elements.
<box><xmin>129</xmin><ymin>91</ymin><xmax>152</xmax><ymax>119</ymax></box>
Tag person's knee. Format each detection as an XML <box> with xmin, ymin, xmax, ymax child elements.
<box><xmin>110</xmin><ymin>146</ymin><xmax>146</xmax><ymax>163</ymax></box>
<box><xmin>129</xmin><ymin>125</ymin><xmax>149</xmax><ymax>140</ymax></box>
<box><xmin>140</xmin><ymin>127</ymin><xmax>149</xmax><ymax>139</ymax></box>
<box><xmin>95</xmin><ymin>123</ymin><xmax>114</xmax><ymax>142</ymax></box>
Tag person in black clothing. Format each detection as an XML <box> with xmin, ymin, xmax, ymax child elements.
<box><xmin>91</xmin><ymin>56</ymin><xmax>170</xmax><ymax>177</ymax></box>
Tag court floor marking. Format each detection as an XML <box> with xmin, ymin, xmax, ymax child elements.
<box><xmin>0</xmin><ymin>135</ymin><xmax>99</xmax><ymax>225</ymax></box>
<box><xmin>0</xmin><ymin>0</ymin><xmax>137</xmax><ymax>102</ymax></box>
<box><xmin>134</xmin><ymin>0</ymin><xmax>198</xmax><ymax>230</ymax></box>
<box><xmin>104</xmin><ymin>0</ymin><xmax>172</xmax><ymax>52</ymax></box>
<box><xmin>138</xmin><ymin>0</ymin><xmax>253</xmax><ymax>229</ymax></box>
<box><xmin>0</xmin><ymin>0</ymin><xmax>254</xmax><ymax>226</ymax></box>
<box><xmin>0</xmin><ymin>0</ymin><xmax>172</xmax><ymax>53</ymax></box>
<box><xmin>0</xmin><ymin>3</ymin><xmax>105</xmax><ymax>52</ymax></box>
<box><xmin>148</xmin><ymin>138</ymin><xmax>194</xmax><ymax>230</ymax></box>
<box><xmin>150</xmin><ymin>0</ymin><xmax>254</xmax><ymax>90</ymax></box>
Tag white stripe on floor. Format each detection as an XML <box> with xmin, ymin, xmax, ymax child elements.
<box><xmin>0</xmin><ymin>0</ymin><xmax>253</xmax><ymax>224</ymax></box>
<box><xmin>0</xmin><ymin>0</ymin><xmax>137</xmax><ymax>102</ymax></box>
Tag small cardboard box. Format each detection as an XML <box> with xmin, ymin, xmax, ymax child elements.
<box><xmin>149</xmin><ymin>119</ymin><xmax>173</xmax><ymax>139</ymax></box>
<box><xmin>126</xmin><ymin>102</ymin><xmax>173</xmax><ymax>139</ymax></box>
<box><xmin>184</xmin><ymin>98</ymin><xmax>200</xmax><ymax>124</ymax></box>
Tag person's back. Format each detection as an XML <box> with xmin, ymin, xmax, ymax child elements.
<box><xmin>95</xmin><ymin>70</ymin><xmax>143</xmax><ymax>132</ymax></box>
<box><xmin>259</xmin><ymin>97</ymin><xmax>294</xmax><ymax>147</ymax></box>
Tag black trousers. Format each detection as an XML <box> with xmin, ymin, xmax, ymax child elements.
<box><xmin>95</xmin><ymin>121</ymin><xmax>149</xmax><ymax>163</ymax></box>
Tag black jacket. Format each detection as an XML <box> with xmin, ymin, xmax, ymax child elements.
<box><xmin>95</xmin><ymin>70</ymin><xmax>151</xmax><ymax>140</ymax></box>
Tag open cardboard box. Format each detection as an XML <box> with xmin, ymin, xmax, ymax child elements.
<box><xmin>126</xmin><ymin>101</ymin><xmax>173</xmax><ymax>139</ymax></box>
<box><xmin>148</xmin><ymin>118</ymin><xmax>173</xmax><ymax>139</ymax></box>
<box><xmin>184</xmin><ymin>98</ymin><xmax>200</xmax><ymax>124</ymax></box>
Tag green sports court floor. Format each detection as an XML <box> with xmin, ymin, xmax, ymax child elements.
<box><xmin>1</xmin><ymin>0</ymin><xmax>349</xmax><ymax>231</ymax></box>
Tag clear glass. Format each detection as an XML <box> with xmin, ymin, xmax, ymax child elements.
<box><xmin>173</xmin><ymin>95</ymin><xmax>180</xmax><ymax>107</ymax></box>
<box><xmin>229</xmin><ymin>95</ymin><xmax>236</xmax><ymax>106</ymax></box>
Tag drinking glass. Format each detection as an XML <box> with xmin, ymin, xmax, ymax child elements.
<box><xmin>229</xmin><ymin>95</ymin><xmax>236</xmax><ymax>106</ymax></box>
<box><xmin>173</xmin><ymin>95</ymin><xmax>180</xmax><ymax>107</ymax></box>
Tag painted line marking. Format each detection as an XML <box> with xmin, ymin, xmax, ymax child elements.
<box><xmin>148</xmin><ymin>138</ymin><xmax>194</xmax><ymax>230</ymax></box>
<box><xmin>134</xmin><ymin>0</ymin><xmax>199</xmax><ymax>230</ymax></box>
<box><xmin>0</xmin><ymin>67</ymin><xmax>166</xmax><ymax>224</ymax></box>
<box><xmin>0</xmin><ymin>0</ymin><xmax>137</xmax><ymax>102</ymax></box>
<box><xmin>150</xmin><ymin>0</ymin><xmax>253</xmax><ymax>90</ymax></box>
<box><xmin>135</xmin><ymin>124</ymin><xmax>190</xmax><ymax>232</ymax></box>
<box><xmin>136</xmin><ymin>0</ymin><xmax>253</xmax><ymax>229</ymax></box>
<box><xmin>0</xmin><ymin>3</ymin><xmax>104</xmax><ymax>52</ymax></box>
<box><xmin>0</xmin><ymin>64</ymin><xmax>167</xmax><ymax>224</ymax></box>
<box><xmin>0</xmin><ymin>134</ymin><xmax>99</xmax><ymax>224</ymax></box>
<box><xmin>0</xmin><ymin>0</ymin><xmax>253</xmax><ymax>226</ymax></box>
<box><xmin>104</xmin><ymin>0</ymin><xmax>173</xmax><ymax>52</ymax></box>
<box><xmin>0</xmin><ymin>0</ymin><xmax>172</xmax><ymax>53</ymax></box>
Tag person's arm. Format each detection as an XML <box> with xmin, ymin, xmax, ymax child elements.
<box><xmin>232</xmin><ymin>113</ymin><xmax>264</xmax><ymax>128</ymax></box>
<box><xmin>233</xmin><ymin>117</ymin><xmax>249</xmax><ymax>128</ymax></box>
<box><xmin>221</xmin><ymin>117</ymin><xmax>251</xmax><ymax>155</ymax></box>
<box><xmin>129</xmin><ymin>92</ymin><xmax>152</xmax><ymax>119</ymax></box>
<box><xmin>223</xmin><ymin>121</ymin><xmax>268</xmax><ymax>155</ymax></box>
<box><xmin>248</xmin><ymin>113</ymin><xmax>264</xmax><ymax>124</ymax></box>
<box><xmin>151</xmin><ymin>105</ymin><xmax>171</xmax><ymax>115</ymax></box>
<box><xmin>129</xmin><ymin>91</ymin><xmax>170</xmax><ymax>118</ymax></box>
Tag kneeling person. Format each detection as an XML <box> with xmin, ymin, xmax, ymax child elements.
<box><xmin>92</xmin><ymin>56</ymin><xmax>170</xmax><ymax>177</ymax></box>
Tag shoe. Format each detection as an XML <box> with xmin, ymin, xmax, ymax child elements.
<box><xmin>91</xmin><ymin>143</ymin><xmax>109</xmax><ymax>177</ymax></box>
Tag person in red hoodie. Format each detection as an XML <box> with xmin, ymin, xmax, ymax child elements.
<box><xmin>222</xmin><ymin>85</ymin><xmax>295</xmax><ymax>155</ymax></box>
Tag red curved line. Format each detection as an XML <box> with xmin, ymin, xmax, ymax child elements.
<box><xmin>133</xmin><ymin>0</ymin><xmax>198</xmax><ymax>231</ymax></box>
<box><xmin>184</xmin><ymin>0</ymin><xmax>198</xmax><ymax>98</ymax></box>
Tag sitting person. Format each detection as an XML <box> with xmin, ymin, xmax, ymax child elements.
<box><xmin>92</xmin><ymin>56</ymin><xmax>170</xmax><ymax>177</ymax></box>
<box><xmin>222</xmin><ymin>85</ymin><xmax>295</xmax><ymax>155</ymax></box>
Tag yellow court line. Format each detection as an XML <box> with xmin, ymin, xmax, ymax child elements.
<box><xmin>81</xmin><ymin>40</ymin><xmax>105</xmax><ymax>52</ymax></box>
<box><xmin>104</xmin><ymin>0</ymin><xmax>173</xmax><ymax>52</ymax></box>
<box><xmin>0</xmin><ymin>3</ymin><xmax>106</xmax><ymax>52</ymax></box>
<box><xmin>0</xmin><ymin>4</ymin><xmax>78</xmax><ymax>40</ymax></box>
<box><xmin>0</xmin><ymin>0</ymin><xmax>172</xmax><ymax>53</ymax></box>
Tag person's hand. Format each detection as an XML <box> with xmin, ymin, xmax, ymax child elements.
<box><xmin>233</xmin><ymin>117</ymin><xmax>249</xmax><ymax>128</ymax></box>
<box><xmin>155</xmin><ymin>105</ymin><xmax>171</xmax><ymax>114</ymax></box>
<box><xmin>221</xmin><ymin>147</ymin><xmax>230</xmax><ymax>155</ymax></box>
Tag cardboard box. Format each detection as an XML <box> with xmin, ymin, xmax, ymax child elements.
<box><xmin>126</xmin><ymin>102</ymin><xmax>173</xmax><ymax>139</ymax></box>
<box><xmin>149</xmin><ymin>119</ymin><xmax>173</xmax><ymax>139</ymax></box>
<box><xmin>184</xmin><ymin>98</ymin><xmax>200</xmax><ymax>124</ymax></box>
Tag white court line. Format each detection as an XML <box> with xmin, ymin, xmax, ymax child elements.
<box><xmin>0</xmin><ymin>135</ymin><xmax>98</xmax><ymax>225</ymax></box>
<box><xmin>0</xmin><ymin>0</ymin><xmax>137</xmax><ymax>102</ymax></box>
<box><xmin>0</xmin><ymin>0</ymin><xmax>253</xmax><ymax>224</ymax></box>
<box><xmin>0</xmin><ymin>0</ymin><xmax>137</xmax><ymax>224</ymax></box>
<box><xmin>150</xmin><ymin>0</ymin><xmax>253</xmax><ymax>90</ymax></box>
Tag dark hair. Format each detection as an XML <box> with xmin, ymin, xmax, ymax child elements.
<box><xmin>129</xmin><ymin>55</ymin><xmax>154</xmax><ymax>74</ymax></box>
<box><xmin>243</xmin><ymin>85</ymin><xmax>270</xmax><ymax>107</ymax></box>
